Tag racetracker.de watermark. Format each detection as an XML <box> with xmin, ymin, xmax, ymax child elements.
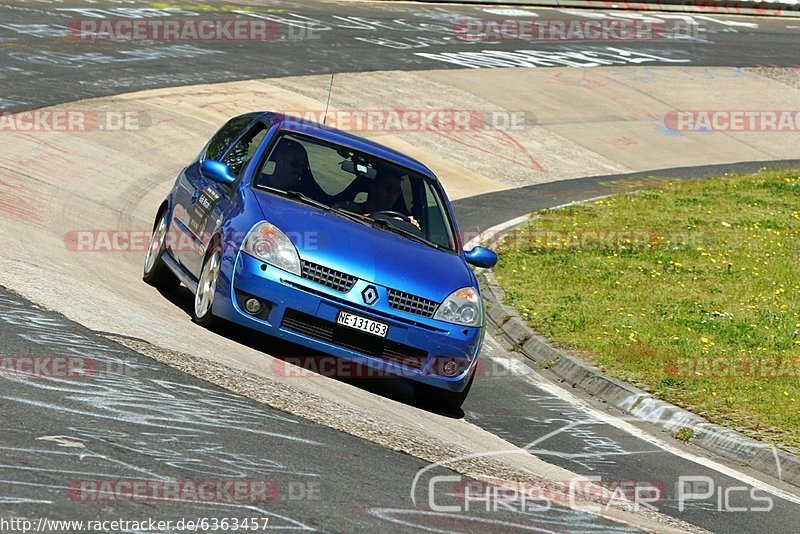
<box><xmin>469</xmin><ymin>228</ymin><xmax>695</xmax><ymax>253</ymax></box>
<box><xmin>666</xmin><ymin>356</ymin><xmax>800</xmax><ymax>378</ymax></box>
<box><xmin>67</xmin><ymin>479</ymin><xmax>320</xmax><ymax>502</ymax></box>
<box><xmin>64</xmin><ymin>229</ymin><xmax>320</xmax><ymax>253</ymax></box>
<box><xmin>452</xmin><ymin>18</ymin><xmax>699</xmax><ymax>42</ymax></box>
<box><xmin>664</xmin><ymin>110</ymin><xmax>800</xmax><ymax>132</ymax></box>
<box><xmin>0</xmin><ymin>356</ymin><xmax>97</xmax><ymax>379</ymax></box>
<box><xmin>271</xmin><ymin>356</ymin><xmax>525</xmax><ymax>380</ymax></box>
<box><xmin>279</xmin><ymin>109</ymin><xmax>531</xmax><ymax>132</ymax></box>
<box><xmin>0</xmin><ymin>110</ymin><xmax>149</xmax><ymax>132</ymax></box>
<box><xmin>66</xmin><ymin>18</ymin><xmax>319</xmax><ymax>42</ymax></box>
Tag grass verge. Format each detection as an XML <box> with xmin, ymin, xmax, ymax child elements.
<box><xmin>494</xmin><ymin>168</ymin><xmax>800</xmax><ymax>453</ymax></box>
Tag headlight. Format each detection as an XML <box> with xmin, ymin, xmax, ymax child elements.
<box><xmin>434</xmin><ymin>287</ymin><xmax>482</xmax><ymax>326</ymax></box>
<box><xmin>242</xmin><ymin>222</ymin><xmax>301</xmax><ymax>276</ymax></box>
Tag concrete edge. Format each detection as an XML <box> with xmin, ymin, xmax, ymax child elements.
<box><xmin>476</xmin><ymin>211</ymin><xmax>800</xmax><ymax>489</ymax></box>
<box><xmin>382</xmin><ymin>0</ymin><xmax>800</xmax><ymax>17</ymax></box>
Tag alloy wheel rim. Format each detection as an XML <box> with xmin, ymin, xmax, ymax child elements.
<box><xmin>195</xmin><ymin>248</ymin><xmax>221</xmax><ymax>319</ymax></box>
<box><xmin>145</xmin><ymin>214</ymin><xmax>168</xmax><ymax>274</ymax></box>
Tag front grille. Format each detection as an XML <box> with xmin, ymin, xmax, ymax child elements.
<box><xmin>388</xmin><ymin>289</ymin><xmax>439</xmax><ymax>318</ymax></box>
<box><xmin>299</xmin><ymin>260</ymin><xmax>439</xmax><ymax>319</ymax></box>
<box><xmin>300</xmin><ymin>260</ymin><xmax>357</xmax><ymax>293</ymax></box>
<box><xmin>280</xmin><ymin>309</ymin><xmax>427</xmax><ymax>371</ymax></box>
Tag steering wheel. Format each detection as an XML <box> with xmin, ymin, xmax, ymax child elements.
<box><xmin>370</xmin><ymin>210</ymin><xmax>411</xmax><ymax>223</ymax></box>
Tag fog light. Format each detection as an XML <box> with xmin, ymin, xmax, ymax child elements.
<box><xmin>244</xmin><ymin>298</ymin><xmax>262</xmax><ymax>315</ymax></box>
<box><xmin>443</xmin><ymin>359</ymin><xmax>458</xmax><ymax>377</ymax></box>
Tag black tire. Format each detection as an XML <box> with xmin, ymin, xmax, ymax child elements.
<box><xmin>413</xmin><ymin>372</ymin><xmax>475</xmax><ymax>413</ymax></box>
<box><xmin>192</xmin><ymin>241</ymin><xmax>222</xmax><ymax>329</ymax></box>
<box><xmin>143</xmin><ymin>209</ymin><xmax>180</xmax><ymax>292</ymax></box>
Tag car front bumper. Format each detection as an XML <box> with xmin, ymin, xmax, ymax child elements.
<box><xmin>215</xmin><ymin>252</ymin><xmax>483</xmax><ymax>392</ymax></box>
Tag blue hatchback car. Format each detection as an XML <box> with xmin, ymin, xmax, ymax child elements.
<box><xmin>143</xmin><ymin>112</ymin><xmax>497</xmax><ymax>410</ymax></box>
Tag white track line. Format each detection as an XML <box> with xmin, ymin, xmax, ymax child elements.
<box><xmin>490</xmin><ymin>351</ymin><xmax>800</xmax><ymax>506</ymax></box>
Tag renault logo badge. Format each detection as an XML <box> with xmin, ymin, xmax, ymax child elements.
<box><xmin>362</xmin><ymin>286</ymin><xmax>379</xmax><ymax>305</ymax></box>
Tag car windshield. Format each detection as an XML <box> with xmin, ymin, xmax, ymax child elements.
<box><xmin>253</xmin><ymin>132</ymin><xmax>456</xmax><ymax>251</ymax></box>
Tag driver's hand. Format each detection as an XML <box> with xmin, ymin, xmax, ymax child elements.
<box><xmin>409</xmin><ymin>216</ymin><xmax>421</xmax><ymax>230</ymax></box>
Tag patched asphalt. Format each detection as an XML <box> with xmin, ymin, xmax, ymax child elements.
<box><xmin>1</xmin><ymin>0</ymin><xmax>799</xmax><ymax>112</ymax></box>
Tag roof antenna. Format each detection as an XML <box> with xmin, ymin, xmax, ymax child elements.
<box><xmin>322</xmin><ymin>73</ymin><xmax>334</xmax><ymax>125</ymax></box>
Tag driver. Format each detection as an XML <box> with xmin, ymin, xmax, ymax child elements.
<box><xmin>335</xmin><ymin>169</ymin><xmax>420</xmax><ymax>229</ymax></box>
<box><xmin>260</xmin><ymin>138</ymin><xmax>308</xmax><ymax>191</ymax></box>
<box><xmin>259</xmin><ymin>138</ymin><xmax>334</xmax><ymax>204</ymax></box>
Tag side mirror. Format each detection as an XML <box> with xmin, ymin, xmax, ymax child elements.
<box><xmin>200</xmin><ymin>159</ymin><xmax>237</xmax><ymax>185</ymax></box>
<box><xmin>464</xmin><ymin>246</ymin><xmax>498</xmax><ymax>269</ymax></box>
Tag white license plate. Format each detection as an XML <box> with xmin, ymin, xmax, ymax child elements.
<box><xmin>336</xmin><ymin>311</ymin><xmax>388</xmax><ymax>338</ymax></box>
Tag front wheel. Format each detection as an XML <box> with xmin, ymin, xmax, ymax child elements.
<box><xmin>413</xmin><ymin>372</ymin><xmax>475</xmax><ymax>414</ymax></box>
<box><xmin>193</xmin><ymin>242</ymin><xmax>222</xmax><ymax>328</ymax></box>
<box><xmin>143</xmin><ymin>210</ymin><xmax>180</xmax><ymax>292</ymax></box>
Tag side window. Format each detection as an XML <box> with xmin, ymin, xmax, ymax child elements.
<box><xmin>423</xmin><ymin>181</ymin><xmax>451</xmax><ymax>248</ymax></box>
<box><xmin>204</xmin><ymin>116</ymin><xmax>253</xmax><ymax>162</ymax></box>
<box><xmin>222</xmin><ymin>123</ymin><xmax>268</xmax><ymax>177</ymax></box>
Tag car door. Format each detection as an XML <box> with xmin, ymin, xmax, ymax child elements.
<box><xmin>172</xmin><ymin>115</ymin><xmax>255</xmax><ymax>275</ymax></box>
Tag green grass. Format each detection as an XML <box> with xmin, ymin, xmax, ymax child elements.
<box><xmin>675</xmin><ymin>427</ymin><xmax>694</xmax><ymax>443</ymax></box>
<box><xmin>494</xmin><ymin>168</ymin><xmax>800</xmax><ymax>453</ymax></box>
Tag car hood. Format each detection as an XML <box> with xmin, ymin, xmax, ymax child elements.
<box><xmin>252</xmin><ymin>190</ymin><xmax>474</xmax><ymax>302</ymax></box>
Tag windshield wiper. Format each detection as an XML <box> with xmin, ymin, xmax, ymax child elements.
<box><xmin>364</xmin><ymin>217</ymin><xmax>446</xmax><ymax>251</ymax></box>
<box><xmin>280</xmin><ymin>189</ymin><xmax>332</xmax><ymax>212</ymax></box>
<box><xmin>278</xmin><ymin>190</ymin><xmax>377</xmax><ymax>227</ymax></box>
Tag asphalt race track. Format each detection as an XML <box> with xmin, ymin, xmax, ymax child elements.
<box><xmin>0</xmin><ymin>286</ymin><xmax>645</xmax><ymax>532</ymax></box>
<box><xmin>2</xmin><ymin>1</ymin><xmax>800</xmax><ymax>532</ymax></box>
<box><xmin>1</xmin><ymin>0</ymin><xmax>799</xmax><ymax>112</ymax></box>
